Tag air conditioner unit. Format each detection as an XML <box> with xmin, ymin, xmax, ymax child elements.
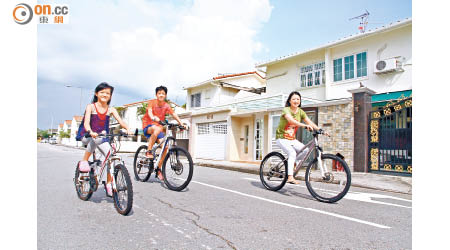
<box><xmin>374</xmin><ymin>58</ymin><xmax>402</xmax><ymax>74</ymax></box>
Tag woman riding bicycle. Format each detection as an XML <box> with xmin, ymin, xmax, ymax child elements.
<box><xmin>275</xmin><ymin>91</ymin><xmax>328</xmax><ymax>184</ymax></box>
<box><xmin>76</xmin><ymin>82</ymin><xmax>132</xmax><ymax>196</ymax></box>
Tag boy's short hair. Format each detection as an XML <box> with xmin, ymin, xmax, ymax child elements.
<box><xmin>155</xmin><ymin>85</ymin><xmax>168</xmax><ymax>95</ymax></box>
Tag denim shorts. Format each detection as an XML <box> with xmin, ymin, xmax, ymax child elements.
<box><xmin>143</xmin><ymin>124</ymin><xmax>164</xmax><ymax>139</ymax></box>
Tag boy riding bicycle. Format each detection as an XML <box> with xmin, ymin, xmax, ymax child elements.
<box><xmin>141</xmin><ymin>86</ymin><xmax>186</xmax><ymax>181</ymax></box>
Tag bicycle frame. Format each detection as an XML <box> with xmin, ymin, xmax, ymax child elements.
<box><xmin>91</xmin><ymin>137</ymin><xmax>123</xmax><ymax>192</ymax></box>
<box><xmin>277</xmin><ymin>134</ymin><xmax>327</xmax><ymax>178</ymax></box>
<box><xmin>151</xmin><ymin>125</ymin><xmax>176</xmax><ymax>169</ymax></box>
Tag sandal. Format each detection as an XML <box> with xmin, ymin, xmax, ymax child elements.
<box><xmin>145</xmin><ymin>151</ymin><xmax>154</xmax><ymax>159</ymax></box>
<box><xmin>287</xmin><ymin>179</ymin><xmax>300</xmax><ymax>185</ymax></box>
<box><xmin>156</xmin><ymin>168</ymin><xmax>164</xmax><ymax>181</ymax></box>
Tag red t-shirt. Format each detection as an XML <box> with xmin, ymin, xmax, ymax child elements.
<box><xmin>142</xmin><ymin>99</ymin><xmax>174</xmax><ymax>129</ymax></box>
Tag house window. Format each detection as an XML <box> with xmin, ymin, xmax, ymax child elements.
<box><xmin>307</xmin><ymin>73</ymin><xmax>313</xmax><ymax>86</ymax></box>
<box><xmin>315</xmin><ymin>71</ymin><xmax>321</xmax><ymax>85</ymax></box>
<box><xmin>301</xmin><ymin>75</ymin><xmax>306</xmax><ymax>87</ymax></box>
<box><xmin>357</xmin><ymin>52</ymin><xmax>367</xmax><ymax>77</ymax></box>
<box><xmin>272</xmin><ymin>115</ymin><xmax>280</xmax><ymax>140</ymax></box>
<box><xmin>300</xmin><ymin>61</ymin><xmax>325</xmax><ymax>88</ymax></box>
<box><xmin>334</xmin><ymin>51</ymin><xmax>367</xmax><ymax>82</ymax></box>
<box><xmin>333</xmin><ymin>58</ymin><xmax>342</xmax><ymax>81</ymax></box>
<box><xmin>190</xmin><ymin>93</ymin><xmax>201</xmax><ymax>108</ymax></box>
<box><xmin>344</xmin><ymin>55</ymin><xmax>354</xmax><ymax>79</ymax></box>
<box><xmin>244</xmin><ymin>125</ymin><xmax>249</xmax><ymax>154</ymax></box>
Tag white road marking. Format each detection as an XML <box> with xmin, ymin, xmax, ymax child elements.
<box><xmin>191</xmin><ymin>180</ymin><xmax>390</xmax><ymax>229</ymax></box>
<box><xmin>243</xmin><ymin>177</ymin><xmax>411</xmax><ymax>208</ymax></box>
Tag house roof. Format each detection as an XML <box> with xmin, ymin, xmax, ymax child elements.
<box><xmin>183</xmin><ymin>71</ymin><xmax>265</xmax><ymax>90</ymax></box>
<box><xmin>73</xmin><ymin>116</ymin><xmax>83</xmax><ymax>122</ymax></box>
<box><xmin>65</xmin><ymin>120</ymin><xmax>72</xmax><ymax>125</ymax></box>
<box><xmin>213</xmin><ymin>71</ymin><xmax>264</xmax><ymax>80</ymax></box>
<box><xmin>59</xmin><ymin>124</ymin><xmax>63</xmax><ymax>128</ymax></box>
<box><xmin>256</xmin><ymin>18</ymin><xmax>412</xmax><ymax>67</ymax></box>
<box><xmin>122</xmin><ymin>99</ymin><xmax>180</xmax><ymax>108</ymax></box>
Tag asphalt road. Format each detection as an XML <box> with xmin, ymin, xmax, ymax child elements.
<box><xmin>37</xmin><ymin>143</ymin><xmax>412</xmax><ymax>250</ymax></box>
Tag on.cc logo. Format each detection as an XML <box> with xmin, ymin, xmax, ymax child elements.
<box><xmin>13</xmin><ymin>3</ymin><xmax>33</xmax><ymax>25</ymax></box>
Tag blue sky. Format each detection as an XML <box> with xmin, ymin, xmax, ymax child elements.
<box><xmin>37</xmin><ymin>0</ymin><xmax>412</xmax><ymax>129</ymax></box>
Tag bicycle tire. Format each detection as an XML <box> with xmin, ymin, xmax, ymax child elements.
<box><xmin>162</xmin><ymin>147</ymin><xmax>194</xmax><ymax>191</ymax></box>
<box><xmin>74</xmin><ymin>162</ymin><xmax>93</xmax><ymax>201</ymax></box>
<box><xmin>259</xmin><ymin>152</ymin><xmax>288</xmax><ymax>191</ymax></box>
<box><xmin>113</xmin><ymin>164</ymin><xmax>133</xmax><ymax>215</ymax></box>
<box><xmin>305</xmin><ymin>154</ymin><xmax>351</xmax><ymax>203</ymax></box>
<box><xmin>133</xmin><ymin>145</ymin><xmax>152</xmax><ymax>182</ymax></box>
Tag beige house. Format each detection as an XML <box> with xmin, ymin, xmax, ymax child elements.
<box><xmin>183</xmin><ymin>71</ymin><xmax>319</xmax><ymax>162</ymax></box>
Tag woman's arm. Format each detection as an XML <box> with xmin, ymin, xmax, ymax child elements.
<box><xmin>303</xmin><ymin>116</ymin><xmax>320</xmax><ymax>130</ymax></box>
<box><xmin>111</xmin><ymin>107</ymin><xmax>131</xmax><ymax>133</ymax></box>
<box><xmin>303</xmin><ymin>116</ymin><xmax>330</xmax><ymax>136</ymax></box>
<box><xmin>284</xmin><ymin>113</ymin><xmax>312</xmax><ymax>130</ymax></box>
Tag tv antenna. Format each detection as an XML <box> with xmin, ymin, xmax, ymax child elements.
<box><xmin>349</xmin><ymin>10</ymin><xmax>370</xmax><ymax>33</ymax></box>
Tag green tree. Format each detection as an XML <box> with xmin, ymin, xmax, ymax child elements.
<box><xmin>137</xmin><ymin>102</ymin><xmax>148</xmax><ymax>117</ymax></box>
<box><xmin>59</xmin><ymin>131</ymin><xmax>70</xmax><ymax>138</ymax></box>
<box><xmin>115</xmin><ymin>106</ymin><xmax>127</xmax><ymax>118</ymax></box>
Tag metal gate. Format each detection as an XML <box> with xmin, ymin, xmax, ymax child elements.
<box><xmin>368</xmin><ymin>97</ymin><xmax>412</xmax><ymax>176</ymax></box>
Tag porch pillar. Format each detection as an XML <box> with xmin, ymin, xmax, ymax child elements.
<box><xmin>348</xmin><ymin>86</ymin><xmax>375</xmax><ymax>172</ymax></box>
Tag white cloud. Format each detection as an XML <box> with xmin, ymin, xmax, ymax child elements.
<box><xmin>38</xmin><ymin>0</ymin><xmax>272</xmax><ymax>102</ymax></box>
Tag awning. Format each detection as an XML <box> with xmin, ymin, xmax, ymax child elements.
<box><xmin>371</xmin><ymin>90</ymin><xmax>412</xmax><ymax>107</ymax></box>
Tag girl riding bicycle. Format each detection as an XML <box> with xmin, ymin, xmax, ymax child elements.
<box><xmin>77</xmin><ymin>82</ymin><xmax>132</xmax><ymax>196</ymax></box>
<box><xmin>275</xmin><ymin>91</ymin><xmax>328</xmax><ymax>184</ymax></box>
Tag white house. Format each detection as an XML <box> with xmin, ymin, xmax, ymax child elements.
<box><xmin>253</xmin><ymin>18</ymin><xmax>412</xmax><ymax>173</ymax></box>
<box><xmin>184</xmin><ymin>18</ymin><xmax>412</xmax><ymax>175</ymax></box>
<box><xmin>68</xmin><ymin>115</ymin><xmax>83</xmax><ymax>147</ymax></box>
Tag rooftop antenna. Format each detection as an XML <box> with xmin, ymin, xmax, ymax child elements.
<box><xmin>349</xmin><ymin>10</ymin><xmax>370</xmax><ymax>33</ymax></box>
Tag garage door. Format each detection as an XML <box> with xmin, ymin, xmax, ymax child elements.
<box><xmin>195</xmin><ymin>121</ymin><xmax>227</xmax><ymax>160</ymax></box>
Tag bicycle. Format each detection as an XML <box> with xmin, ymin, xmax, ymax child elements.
<box><xmin>73</xmin><ymin>131</ymin><xmax>134</xmax><ymax>215</ymax></box>
<box><xmin>259</xmin><ymin>129</ymin><xmax>351</xmax><ymax>203</ymax></box>
<box><xmin>133</xmin><ymin>121</ymin><xmax>194</xmax><ymax>191</ymax></box>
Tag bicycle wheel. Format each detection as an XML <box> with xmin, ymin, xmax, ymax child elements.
<box><xmin>74</xmin><ymin>163</ymin><xmax>93</xmax><ymax>201</ymax></box>
<box><xmin>162</xmin><ymin>147</ymin><xmax>193</xmax><ymax>191</ymax></box>
<box><xmin>259</xmin><ymin>152</ymin><xmax>288</xmax><ymax>191</ymax></box>
<box><xmin>305</xmin><ymin>154</ymin><xmax>351</xmax><ymax>203</ymax></box>
<box><xmin>113</xmin><ymin>164</ymin><xmax>133</xmax><ymax>215</ymax></box>
<box><xmin>133</xmin><ymin>145</ymin><xmax>152</xmax><ymax>182</ymax></box>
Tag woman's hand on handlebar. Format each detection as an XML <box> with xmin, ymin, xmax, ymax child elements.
<box><xmin>90</xmin><ymin>131</ymin><xmax>98</xmax><ymax>138</ymax></box>
<box><xmin>304</xmin><ymin>124</ymin><xmax>313</xmax><ymax>131</ymax></box>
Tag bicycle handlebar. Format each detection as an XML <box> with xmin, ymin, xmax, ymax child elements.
<box><xmin>84</xmin><ymin>131</ymin><xmax>131</xmax><ymax>139</ymax></box>
<box><xmin>158</xmin><ymin>120</ymin><xmax>188</xmax><ymax>130</ymax></box>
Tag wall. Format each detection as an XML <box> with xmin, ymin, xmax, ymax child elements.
<box><xmin>229</xmin><ymin>117</ymin><xmax>242</xmax><ymax>161</ymax></box>
<box><xmin>327</xmin><ymin>25</ymin><xmax>412</xmax><ymax>99</ymax></box>
<box><xmin>265</xmin><ymin>50</ymin><xmax>326</xmax><ymax>100</ymax></box>
<box><xmin>264</xmin><ymin>24</ymin><xmax>412</xmax><ymax>101</ymax></box>
<box><xmin>317</xmin><ymin>102</ymin><xmax>354</xmax><ymax>170</ymax></box>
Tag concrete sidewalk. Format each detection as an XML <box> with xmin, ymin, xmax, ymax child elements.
<box><xmin>195</xmin><ymin>159</ymin><xmax>412</xmax><ymax>195</ymax></box>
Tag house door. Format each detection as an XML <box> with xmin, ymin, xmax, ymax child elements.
<box><xmin>195</xmin><ymin>121</ymin><xmax>227</xmax><ymax>160</ymax></box>
<box><xmin>254</xmin><ymin>117</ymin><xmax>264</xmax><ymax>161</ymax></box>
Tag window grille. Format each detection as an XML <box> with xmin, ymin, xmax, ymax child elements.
<box><xmin>212</xmin><ymin>123</ymin><xmax>227</xmax><ymax>134</ymax></box>
<box><xmin>197</xmin><ymin>123</ymin><xmax>210</xmax><ymax>135</ymax></box>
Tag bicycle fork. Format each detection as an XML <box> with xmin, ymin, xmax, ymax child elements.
<box><xmin>314</xmin><ymin>137</ymin><xmax>328</xmax><ymax>178</ymax></box>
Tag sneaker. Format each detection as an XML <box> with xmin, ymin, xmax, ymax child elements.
<box><xmin>106</xmin><ymin>183</ymin><xmax>113</xmax><ymax>197</ymax></box>
<box><xmin>79</xmin><ymin>161</ymin><xmax>90</xmax><ymax>172</ymax></box>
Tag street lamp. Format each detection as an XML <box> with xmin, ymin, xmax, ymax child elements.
<box><xmin>65</xmin><ymin>85</ymin><xmax>83</xmax><ymax>114</ymax></box>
